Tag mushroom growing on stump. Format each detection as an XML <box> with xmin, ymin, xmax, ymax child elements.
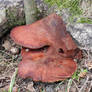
<box><xmin>10</xmin><ymin>13</ymin><xmax>82</xmax><ymax>82</ymax></box>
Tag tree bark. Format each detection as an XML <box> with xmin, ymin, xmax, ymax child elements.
<box><xmin>24</xmin><ymin>0</ymin><xmax>38</xmax><ymax>24</ymax></box>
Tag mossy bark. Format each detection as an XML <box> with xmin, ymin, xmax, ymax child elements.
<box><xmin>0</xmin><ymin>6</ymin><xmax>25</xmax><ymax>38</ymax></box>
<box><xmin>0</xmin><ymin>0</ymin><xmax>38</xmax><ymax>38</ymax></box>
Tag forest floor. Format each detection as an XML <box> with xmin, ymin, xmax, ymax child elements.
<box><xmin>0</xmin><ymin>34</ymin><xmax>92</xmax><ymax>92</ymax></box>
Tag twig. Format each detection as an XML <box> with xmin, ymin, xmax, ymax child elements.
<box><xmin>87</xmin><ymin>80</ymin><xmax>92</xmax><ymax>92</ymax></box>
<box><xmin>79</xmin><ymin>76</ymin><xmax>89</xmax><ymax>92</ymax></box>
<box><xmin>72</xmin><ymin>79</ymin><xmax>79</xmax><ymax>92</ymax></box>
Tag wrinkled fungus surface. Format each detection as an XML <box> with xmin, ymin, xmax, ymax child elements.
<box><xmin>10</xmin><ymin>13</ymin><xmax>82</xmax><ymax>82</ymax></box>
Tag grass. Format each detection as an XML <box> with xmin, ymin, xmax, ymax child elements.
<box><xmin>62</xmin><ymin>68</ymin><xmax>88</xmax><ymax>92</ymax></box>
<box><xmin>77</xmin><ymin>17</ymin><xmax>92</xmax><ymax>24</ymax></box>
<box><xmin>44</xmin><ymin>0</ymin><xmax>92</xmax><ymax>23</ymax></box>
<box><xmin>2</xmin><ymin>68</ymin><xmax>18</xmax><ymax>92</ymax></box>
<box><xmin>44</xmin><ymin>0</ymin><xmax>82</xmax><ymax>21</ymax></box>
<box><xmin>8</xmin><ymin>68</ymin><xmax>18</xmax><ymax>92</ymax></box>
<box><xmin>66</xmin><ymin>79</ymin><xmax>73</xmax><ymax>92</ymax></box>
<box><xmin>72</xmin><ymin>69</ymin><xmax>80</xmax><ymax>81</ymax></box>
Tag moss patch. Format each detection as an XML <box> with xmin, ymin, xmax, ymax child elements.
<box><xmin>6</xmin><ymin>6</ymin><xmax>25</xmax><ymax>30</ymax></box>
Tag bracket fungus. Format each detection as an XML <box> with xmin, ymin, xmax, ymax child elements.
<box><xmin>10</xmin><ymin>13</ymin><xmax>82</xmax><ymax>82</ymax></box>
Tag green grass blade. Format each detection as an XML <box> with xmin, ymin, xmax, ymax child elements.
<box><xmin>65</xmin><ymin>79</ymin><xmax>73</xmax><ymax>92</ymax></box>
<box><xmin>8</xmin><ymin>68</ymin><xmax>18</xmax><ymax>92</ymax></box>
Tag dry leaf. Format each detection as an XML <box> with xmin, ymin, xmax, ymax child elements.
<box><xmin>10</xmin><ymin>47</ymin><xmax>19</xmax><ymax>54</ymax></box>
<box><xmin>87</xmin><ymin>62</ymin><xmax>92</xmax><ymax>70</ymax></box>
<box><xmin>2</xmin><ymin>40</ymin><xmax>11</xmax><ymax>50</ymax></box>
<box><xmin>78</xmin><ymin>70</ymin><xmax>87</xmax><ymax>78</ymax></box>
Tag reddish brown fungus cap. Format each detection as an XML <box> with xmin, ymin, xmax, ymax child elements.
<box><xmin>10</xmin><ymin>13</ymin><xmax>81</xmax><ymax>58</ymax></box>
<box><xmin>10</xmin><ymin>13</ymin><xmax>82</xmax><ymax>82</ymax></box>
<box><xmin>19</xmin><ymin>47</ymin><xmax>77</xmax><ymax>82</ymax></box>
<box><xmin>10</xmin><ymin>14</ymin><xmax>76</xmax><ymax>50</ymax></box>
<box><xmin>18</xmin><ymin>53</ymin><xmax>77</xmax><ymax>82</ymax></box>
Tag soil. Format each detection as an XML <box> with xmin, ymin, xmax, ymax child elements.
<box><xmin>0</xmin><ymin>34</ymin><xmax>92</xmax><ymax>92</ymax></box>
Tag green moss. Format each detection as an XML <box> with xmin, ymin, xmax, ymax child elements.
<box><xmin>6</xmin><ymin>7</ymin><xmax>25</xmax><ymax>29</ymax></box>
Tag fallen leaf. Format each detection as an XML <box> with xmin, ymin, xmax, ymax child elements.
<box><xmin>87</xmin><ymin>61</ymin><xmax>92</xmax><ymax>70</ymax></box>
<box><xmin>2</xmin><ymin>40</ymin><xmax>11</xmax><ymax>50</ymax></box>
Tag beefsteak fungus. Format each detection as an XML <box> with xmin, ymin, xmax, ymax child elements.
<box><xmin>10</xmin><ymin>13</ymin><xmax>82</xmax><ymax>82</ymax></box>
